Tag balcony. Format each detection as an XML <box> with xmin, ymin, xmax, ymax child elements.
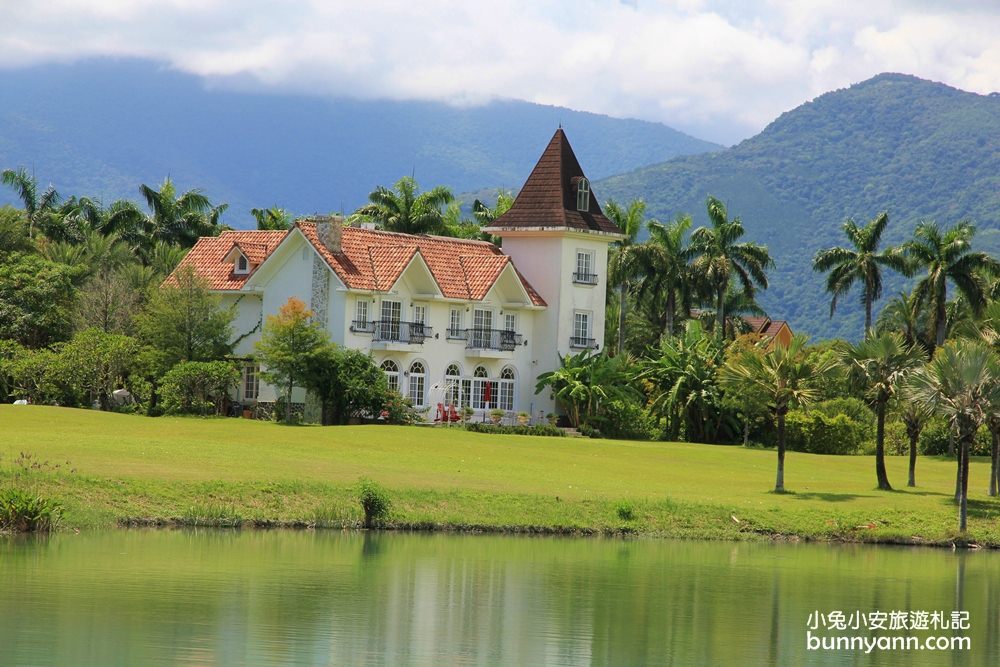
<box><xmin>569</xmin><ymin>336</ymin><xmax>598</xmax><ymax>350</ymax></box>
<box><xmin>572</xmin><ymin>271</ymin><xmax>599</xmax><ymax>285</ymax></box>
<box><xmin>354</xmin><ymin>320</ymin><xmax>431</xmax><ymax>346</ymax></box>
<box><xmin>455</xmin><ymin>328</ymin><xmax>524</xmax><ymax>358</ymax></box>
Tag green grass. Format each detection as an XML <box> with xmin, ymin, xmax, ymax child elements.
<box><xmin>2</xmin><ymin>405</ymin><xmax>1000</xmax><ymax>545</ymax></box>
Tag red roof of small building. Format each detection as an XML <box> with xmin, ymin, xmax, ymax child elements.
<box><xmin>484</xmin><ymin>128</ymin><xmax>623</xmax><ymax>235</ymax></box>
<box><xmin>167</xmin><ymin>223</ymin><xmax>546</xmax><ymax>306</ymax></box>
<box><xmin>166</xmin><ymin>230</ymin><xmax>286</xmax><ymax>290</ymax></box>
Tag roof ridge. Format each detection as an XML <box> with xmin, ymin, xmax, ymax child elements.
<box><xmin>366</xmin><ymin>246</ymin><xmax>380</xmax><ymax>292</ymax></box>
<box><xmin>457</xmin><ymin>255</ymin><xmax>474</xmax><ymax>300</ymax></box>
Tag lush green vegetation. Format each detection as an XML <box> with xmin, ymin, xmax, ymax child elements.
<box><xmin>4</xmin><ymin>406</ymin><xmax>1000</xmax><ymax>545</ymax></box>
<box><xmin>599</xmin><ymin>73</ymin><xmax>1000</xmax><ymax>340</ymax></box>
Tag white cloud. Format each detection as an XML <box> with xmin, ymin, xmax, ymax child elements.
<box><xmin>1</xmin><ymin>0</ymin><xmax>998</xmax><ymax>143</ymax></box>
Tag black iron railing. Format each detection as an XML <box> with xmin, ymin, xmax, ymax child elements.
<box><xmin>569</xmin><ymin>336</ymin><xmax>597</xmax><ymax>349</ymax></box>
<box><xmin>572</xmin><ymin>271</ymin><xmax>598</xmax><ymax>285</ymax></box>
<box><xmin>354</xmin><ymin>320</ymin><xmax>431</xmax><ymax>344</ymax></box>
<box><xmin>464</xmin><ymin>328</ymin><xmax>523</xmax><ymax>352</ymax></box>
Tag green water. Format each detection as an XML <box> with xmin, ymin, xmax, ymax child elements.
<box><xmin>1</xmin><ymin>530</ymin><xmax>998</xmax><ymax>666</ymax></box>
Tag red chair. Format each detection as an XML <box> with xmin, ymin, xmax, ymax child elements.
<box><xmin>447</xmin><ymin>403</ymin><xmax>460</xmax><ymax>422</ymax></box>
<box><xmin>434</xmin><ymin>403</ymin><xmax>446</xmax><ymax>422</ymax></box>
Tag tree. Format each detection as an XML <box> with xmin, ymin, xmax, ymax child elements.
<box><xmin>876</xmin><ymin>289</ymin><xmax>932</xmax><ymax>354</ymax></box>
<box><xmin>694</xmin><ymin>287</ymin><xmax>767</xmax><ymax>340</ymax></box>
<box><xmin>302</xmin><ymin>345</ymin><xmax>389</xmax><ymax>425</ymax></box>
<box><xmin>0</xmin><ymin>205</ymin><xmax>33</xmax><ymax>254</ymax></box>
<box><xmin>690</xmin><ymin>196</ymin><xmax>773</xmax><ymax>339</ymax></box>
<box><xmin>160</xmin><ymin>360</ymin><xmax>240</xmax><ymax>415</ymax></box>
<box><xmin>721</xmin><ymin>335</ymin><xmax>834</xmax><ymax>492</ymax></box>
<box><xmin>135</xmin><ymin>266</ymin><xmax>235</xmax><ymax>373</ymax></box>
<box><xmin>60</xmin><ymin>328</ymin><xmax>140</xmax><ymax>411</ymax></box>
<box><xmin>0</xmin><ymin>252</ymin><xmax>77</xmax><ymax>347</ymax></box>
<box><xmin>250</xmin><ymin>206</ymin><xmax>292</xmax><ymax>231</ymax></box>
<box><xmin>140</xmin><ymin>178</ymin><xmax>227</xmax><ymax>249</ymax></box>
<box><xmin>75</xmin><ymin>270</ymin><xmax>144</xmax><ymax>334</ymax></box>
<box><xmin>1</xmin><ymin>167</ymin><xmax>59</xmax><ymax>239</ymax></box>
<box><xmin>904</xmin><ymin>221</ymin><xmax>1000</xmax><ymax>349</ymax></box>
<box><xmin>604</xmin><ymin>199</ymin><xmax>648</xmax><ymax>355</ymax></box>
<box><xmin>351</xmin><ymin>176</ymin><xmax>454</xmax><ymax>234</ymax></box>
<box><xmin>840</xmin><ymin>332</ymin><xmax>924</xmax><ymax>490</ymax></box>
<box><xmin>957</xmin><ymin>300</ymin><xmax>1000</xmax><ymax>495</ymax></box>
<box><xmin>471</xmin><ymin>191</ymin><xmax>514</xmax><ymax>226</ymax></box>
<box><xmin>908</xmin><ymin>340</ymin><xmax>1000</xmax><ymax>532</ymax></box>
<box><xmin>812</xmin><ymin>212</ymin><xmax>910</xmax><ymax>336</ymax></box>
<box><xmin>637</xmin><ymin>320</ymin><xmax>728</xmax><ymax>443</ymax></box>
<box><xmin>721</xmin><ymin>334</ymin><xmax>771</xmax><ymax>446</ymax></box>
<box><xmin>891</xmin><ymin>393</ymin><xmax>931</xmax><ymax>488</ymax></box>
<box><xmin>535</xmin><ymin>351</ymin><xmax>633</xmax><ymax>428</ymax></box>
<box><xmin>629</xmin><ymin>214</ymin><xmax>694</xmax><ymax>339</ymax></box>
<box><xmin>255</xmin><ymin>297</ymin><xmax>329</xmax><ymax>424</ymax></box>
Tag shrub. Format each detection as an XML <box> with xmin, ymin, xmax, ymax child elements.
<box><xmin>588</xmin><ymin>398</ymin><xmax>658</xmax><ymax>441</ymax></box>
<box><xmin>615</xmin><ymin>500</ymin><xmax>636</xmax><ymax>522</ymax></box>
<box><xmin>784</xmin><ymin>410</ymin><xmax>865</xmax><ymax>455</ymax></box>
<box><xmin>160</xmin><ymin>361</ymin><xmax>240</xmax><ymax>415</ymax></box>
<box><xmin>0</xmin><ymin>488</ymin><xmax>63</xmax><ymax>532</ymax></box>
<box><xmin>919</xmin><ymin>419</ymin><xmax>992</xmax><ymax>456</ymax></box>
<box><xmin>811</xmin><ymin>398</ymin><xmax>874</xmax><ymax>428</ymax></box>
<box><xmin>578</xmin><ymin>423</ymin><xmax>603</xmax><ymax>439</ymax></box>
<box><xmin>382</xmin><ymin>392</ymin><xmax>421</xmax><ymax>425</ymax></box>
<box><xmin>463</xmin><ymin>423</ymin><xmax>564</xmax><ymax>437</ymax></box>
<box><xmin>357</xmin><ymin>478</ymin><xmax>391</xmax><ymax>528</ymax></box>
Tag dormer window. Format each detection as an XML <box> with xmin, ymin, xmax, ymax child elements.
<box><xmin>234</xmin><ymin>253</ymin><xmax>250</xmax><ymax>275</ymax></box>
<box><xmin>576</xmin><ymin>178</ymin><xmax>590</xmax><ymax>212</ymax></box>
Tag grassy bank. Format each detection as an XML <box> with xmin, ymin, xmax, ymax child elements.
<box><xmin>2</xmin><ymin>405</ymin><xmax>1000</xmax><ymax>545</ymax></box>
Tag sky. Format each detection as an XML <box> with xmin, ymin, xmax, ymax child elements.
<box><xmin>2</xmin><ymin>0</ymin><xmax>999</xmax><ymax>144</ymax></box>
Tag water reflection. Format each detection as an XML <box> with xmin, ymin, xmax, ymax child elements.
<box><xmin>1</xmin><ymin>531</ymin><xmax>997</xmax><ymax>666</ymax></box>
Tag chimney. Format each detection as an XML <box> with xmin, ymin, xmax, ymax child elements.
<box><xmin>313</xmin><ymin>215</ymin><xmax>344</xmax><ymax>255</ymax></box>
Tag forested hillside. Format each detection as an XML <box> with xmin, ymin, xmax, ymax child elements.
<box><xmin>598</xmin><ymin>74</ymin><xmax>1000</xmax><ymax>339</ymax></box>
<box><xmin>0</xmin><ymin>60</ymin><xmax>719</xmax><ymax>226</ymax></box>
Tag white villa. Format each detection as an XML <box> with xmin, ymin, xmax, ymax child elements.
<box><xmin>169</xmin><ymin>129</ymin><xmax>624</xmax><ymax>422</ymax></box>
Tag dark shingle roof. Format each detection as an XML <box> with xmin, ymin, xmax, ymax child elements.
<box><xmin>484</xmin><ymin>129</ymin><xmax>623</xmax><ymax>236</ymax></box>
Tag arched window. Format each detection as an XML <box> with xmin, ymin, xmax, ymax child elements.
<box><xmin>576</xmin><ymin>178</ymin><xmax>590</xmax><ymax>212</ymax></box>
<box><xmin>473</xmin><ymin>365</ymin><xmax>489</xmax><ymax>409</ymax></box>
<box><xmin>380</xmin><ymin>359</ymin><xmax>399</xmax><ymax>393</ymax></box>
<box><xmin>408</xmin><ymin>361</ymin><xmax>426</xmax><ymax>407</ymax></box>
<box><xmin>445</xmin><ymin>363</ymin><xmax>462</xmax><ymax>406</ymax></box>
<box><xmin>499</xmin><ymin>366</ymin><xmax>516</xmax><ymax>411</ymax></box>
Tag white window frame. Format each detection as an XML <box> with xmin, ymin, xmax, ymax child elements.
<box><xmin>573</xmin><ymin>311</ymin><xmax>591</xmax><ymax>347</ymax></box>
<box><xmin>444</xmin><ymin>363</ymin><xmax>462</xmax><ymax>406</ymax></box>
<box><xmin>448</xmin><ymin>308</ymin><xmax>464</xmax><ymax>338</ymax></box>
<box><xmin>243</xmin><ymin>363</ymin><xmax>259</xmax><ymax>401</ymax></box>
<box><xmin>381</xmin><ymin>359</ymin><xmax>400</xmax><ymax>393</ymax></box>
<box><xmin>234</xmin><ymin>253</ymin><xmax>250</xmax><ymax>275</ymax></box>
<box><xmin>355</xmin><ymin>299</ymin><xmax>369</xmax><ymax>327</ymax></box>
<box><xmin>408</xmin><ymin>361</ymin><xmax>426</xmax><ymax>407</ymax></box>
<box><xmin>413</xmin><ymin>304</ymin><xmax>427</xmax><ymax>325</ymax></box>
<box><xmin>503</xmin><ymin>312</ymin><xmax>517</xmax><ymax>332</ymax></box>
<box><xmin>498</xmin><ymin>366</ymin><xmax>516</xmax><ymax>411</ymax></box>
<box><xmin>576</xmin><ymin>178</ymin><xmax>590</xmax><ymax>212</ymax></box>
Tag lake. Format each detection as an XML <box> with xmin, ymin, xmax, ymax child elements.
<box><xmin>1</xmin><ymin>530</ymin><xmax>996</xmax><ymax>665</ymax></box>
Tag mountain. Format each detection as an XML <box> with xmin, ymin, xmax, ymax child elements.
<box><xmin>0</xmin><ymin>59</ymin><xmax>720</xmax><ymax>225</ymax></box>
<box><xmin>597</xmin><ymin>73</ymin><xmax>1000</xmax><ymax>340</ymax></box>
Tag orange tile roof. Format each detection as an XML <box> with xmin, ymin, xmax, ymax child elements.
<box><xmin>166</xmin><ymin>230</ymin><xmax>286</xmax><ymax>290</ymax></box>
<box><xmin>168</xmin><ymin>223</ymin><xmax>546</xmax><ymax>306</ymax></box>
<box><xmin>299</xmin><ymin>222</ymin><xmax>545</xmax><ymax>305</ymax></box>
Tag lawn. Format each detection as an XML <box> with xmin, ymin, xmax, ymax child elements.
<box><xmin>3</xmin><ymin>405</ymin><xmax>1000</xmax><ymax>545</ymax></box>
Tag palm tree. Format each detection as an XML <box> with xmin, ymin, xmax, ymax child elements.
<box><xmin>1</xmin><ymin>167</ymin><xmax>60</xmax><ymax>239</ymax></box>
<box><xmin>604</xmin><ymin>199</ymin><xmax>648</xmax><ymax>355</ymax></box>
<box><xmin>534</xmin><ymin>351</ymin><xmax>633</xmax><ymax>429</ymax></box>
<box><xmin>908</xmin><ymin>340</ymin><xmax>1000</xmax><ymax>532</ymax></box>
<box><xmin>250</xmin><ymin>206</ymin><xmax>292</xmax><ymax>231</ymax></box>
<box><xmin>876</xmin><ymin>289</ymin><xmax>931</xmax><ymax>353</ymax></box>
<box><xmin>841</xmin><ymin>333</ymin><xmax>924</xmax><ymax>490</ymax></box>
<box><xmin>891</xmin><ymin>392</ymin><xmax>932</xmax><ymax>488</ymax></box>
<box><xmin>694</xmin><ymin>287</ymin><xmax>767</xmax><ymax>340</ymax></box>
<box><xmin>721</xmin><ymin>334</ymin><xmax>834</xmax><ymax>492</ymax></box>
<box><xmin>904</xmin><ymin>221</ymin><xmax>1000</xmax><ymax>349</ymax></box>
<box><xmin>352</xmin><ymin>176</ymin><xmax>454</xmax><ymax>235</ymax></box>
<box><xmin>471</xmin><ymin>191</ymin><xmax>514</xmax><ymax>226</ymax></box>
<box><xmin>637</xmin><ymin>320</ymin><xmax>727</xmax><ymax>443</ymax></box>
<box><xmin>690</xmin><ymin>196</ymin><xmax>772</xmax><ymax>339</ymax></box>
<box><xmin>630</xmin><ymin>215</ymin><xmax>695</xmax><ymax>338</ymax></box>
<box><xmin>139</xmin><ymin>178</ymin><xmax>227</xmax><ymax>249</ymax></box>
<box><xmin>813</xmin><ymin>213</ymin><xmax>910</xmax><ymax>336</ymax></box>
<box><xmin>958</xmin><ymin>300</ymin><xmax>1000</xmax><ymax>495</ymax></box>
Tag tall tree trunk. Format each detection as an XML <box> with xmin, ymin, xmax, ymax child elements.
<box><xmin>875</xmin><ymin>403</ymin><xmax>892</xmax><ymax>490</ymax></box>
<box><xmin>743</xmin><ymin>418</ymin><xmax>750</xmax><ymax>447</ymax></box>
<box><xmin>715</xmin><ymin>287</ymin><xmax>725</xmax><ymax>340</ymax></box>
<box><xmin>935</xmin><ymin>287</ymin><xmax>947</xmax><ymax>348</ymax></box>
<box><xmin>907</xmin><ymin>421</ymin><xmax>920</xmax><ymax>487</ymax></box>
<box><xmin>991</xmin><ymin>425</ymin><xmax>1000</xmax><ymax>497</ymax></box>
<box><xmin>286</xmin><ymin>379</ymin><xmax>294</xmax><ymax>425</ymax></box>
<box><xmin>617</xmin><ymin>283</ymin><xmax>627</xmax><ymax>355</ymax></box>
<box><xmin>955</xmin><ymin>446</ymin><xmax>962</xmax><ymax>504</ymax></box>
<box><xmin>665</xmin><ymin>290</ymin><xmax>676</xmax><ymax>338</ymax></box>
<box><xmin>864</xmin><ymin>289</ymin><xmax>873</xmax><ymax>338</ymax></box>
<box><xmin>959</xmin><ymin>433</ymin><xmax>971</xmax><ymax>532</ymax></box>
<box><xmin>775</xmin><ymin>410</ymin><xmax>786</xmax><ymax>492</ymax></box>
